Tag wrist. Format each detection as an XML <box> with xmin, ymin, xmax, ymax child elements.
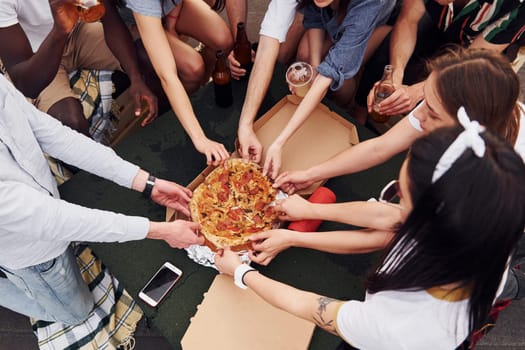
<box><xmin>233</xmin><ymin>264</ymin><xmax>257</xmax><ymax>289</ymax></box>
<box><xmin>142</xmin><ymin>174</ymin><xmax>156</xmax><ymax>199</ymax></box>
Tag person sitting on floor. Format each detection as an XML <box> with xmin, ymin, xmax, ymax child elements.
<box><xmin>261</xmin><ymin>0</ymin><xmax>395</xmax><ymax>179</ymax></box>
<box><xmin>353</xmin><ymin>0</ymin><xmax>525</xmax><ymax>123</ymax></box>
<box><xmin>125</xmin><ymin>0</ymin><xmax>232</xmax><ymax>165</ymax></box>
<box><xmin>0</xmin><ymin>0</ymin><xmax>158</xmax><ymax>137</ymax></box>
<box><xmin>0</xmin><ymin>73</ymin><xmax>203</xmax><ymax>326</ymax></box>
<box><xmin>216</xmin><ymin>125</ymin><xmax>525</xmax><ymax>349</ymax></box>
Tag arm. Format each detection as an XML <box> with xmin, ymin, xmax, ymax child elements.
<box><xmin>274</xmin><ymin>194</ymin><xmax>402</xmax><ymax>231</ymax></box>
<box><xmin>373</xmin><ymin>0</ymin><xmax>426</xmax><ymax>116</ymax></box>
<box><xmin>249</xmin><ymin>228</ymin><xmax>393</xmax><ymax>265</ymax></box>
<box><xmin>388</xmin><ymin>0</ymin><xmax>425</xmax><ymax>86</ymax></box>
<box><xmin>237</xmin><ymin>35</ymin><xmax>280</xmax><ymax>162</ymax></box>
<box><xmin>0</xmin><ymin>181</ymin><xmax>203</xmax><ymax>248</ymax></box>
<box><xmin>274</xmin><ymin>116</ymin><xmax>420</xmax><ymax>192</ymax></box>
<box><xmin>225</xmin><ymin>0</ymin><xmax>247</xmax><ymax>37</ymax></box>
<box><xmin>215</xmin><ymin>248</ymin><xmax>343</xmax><ymax>335</ymax></box>
<box><xmin>469</xmin><ymin>35</ymin><xmax>509</xmax><ymax>52</ymax></box>
<box><xmin>263</xmin><ymin>74</ymin><xmax>332</xmax><ymax>178</ymax></box>
<box><xmin>133</xmin><ymin>11</ymin><xmax>228</xmax><ymax>165</ymax></box>
<box><xmin>248</xmin><ymin>195</ymin><xmax>397</xmax><ymax>265</ymax></box>
<box><xmin>100</xmin><ymin>0</ymin><xmax>157</xmax><ymax>120</ymax></box>
<box><xmin>0</xmin><ymin>0</ymin><xmax>77</xmax><ymax>97</ymax></box>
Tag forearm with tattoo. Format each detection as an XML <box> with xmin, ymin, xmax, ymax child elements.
<box><xmin>313</xmin><ymin>296</ymin><xmax>339</xmax><ymax>334</ymax></box>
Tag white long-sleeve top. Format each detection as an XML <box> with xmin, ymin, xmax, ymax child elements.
<box><xmin>0</xmin><ymin>74</ymin><xmax>149</xmax><ymax>269</ymax></box>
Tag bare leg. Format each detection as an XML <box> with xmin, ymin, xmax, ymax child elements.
<box><xmin>47</xmin><ymin>97</ymin><xmax>90</xmax><ymax>136</ymax></box>
<box><xmin>175</xmin><ymin>0</ymin><xmax>234</xmax><ymax>85</ymax></box>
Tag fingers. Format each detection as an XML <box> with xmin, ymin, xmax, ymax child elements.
<box><xmin>273</xmin><ymin>172</ymin><xmax>290</xmax><ymax>188</ymax></box>
<box><xmin>144</xmin><ymin>96</ymin><xmax>158</xmax><ymax>122</ymax></box>
<box><xmin>262</xmin><ymin>158</ymin><xmax>271</xmax><ymax>177</ymax></box>
<box><xmin>248</xmin><ymin>231</ymin><xmax>270</xmax><ymax>242</ymax></box>
<box><xmin>228</xmin><ymin>53</ymin><xmax>245</xmax><ymax>80</ymax></box>
<box><xmin>248</xmin><ymin>250</ymin><xmax>272</xmax><ymax>266</ymax></box>
<box><xmin>270</xmin><ymin>159</ymin><xmax>280</xmax><ymax>180</ymax></box>
<box><xmin>367</xmin><ymin>82</ymin><xmax>380</xmax><ymax>112</ymax></box>
<box><xmin>174</xmin><ymin>203</ymin><xmax>190</xmax><ymax>218</ymax></box>
<box><xmin>133</xmin><ymin>94</ymin><xmax>142</xmax><ymax>117</ymax></box>
<box><xmin>187</xmin><ymin>221</ymin><xmax>201</xmax><ymax>231</ymax></box>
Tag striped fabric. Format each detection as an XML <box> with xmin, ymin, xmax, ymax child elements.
<box><xmin>31</xmin><ymin>245</ymin><xmax>143</xmax><ymax>350</ymax></box>
<box><xmin>425</xmin><ymin>0</ymin><xmax>525</xmax><ymax>46</ymax></box>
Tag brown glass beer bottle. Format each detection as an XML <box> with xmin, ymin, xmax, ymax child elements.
<box><xmin>233</xmin><ymin>22</ymin><xmax>252</xmax><ymax>78</ymax></box>
<box><xmin>370</xmin><ymin>65</ymin><xmax>395</xmax><ymax>123</ymax></box>
<box><xmin>212</xmin><ymin>50</ymin><xmax>233</xmax><ymax>108</ymax></box>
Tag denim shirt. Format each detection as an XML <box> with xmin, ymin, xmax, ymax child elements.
<box><xmin>0</xmin><ymin>75</ymin><xmax>148</xmax><ymax>269</ymax></box>
<box><xmin>126</xmin><ymin>0</ymin><xmax>180</xmax><ymax>18</ymax></box>
<box><xmin>303</xmin><ymin>0</ymin><xmax>395</xmax><ymax>91</ymax></box>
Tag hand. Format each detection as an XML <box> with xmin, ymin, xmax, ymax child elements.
<box><xmin>214</xmin><ymin>247</ymin><xmax>242</xmax><ymax>275</ymax></box>
<box><xmin>273</xmin><ymin>194</ymin><xmax>313</xmax><ymax>221</ymax></box>
<box><xmin>151</xmin><ymin>179</ymin><xmax>192</xmax><ymax>217</ymax></box>
<box><xmin>367</xmin><ymin>82</ymin><xmax>420</xmax><ymax>116</ymax></box>
<box><xmin>128</xmin><ymin>80</ymin><xmax>158</xmax><ymax>125</ymax></box>
<box><xmin>228</xmin><ymin>51</ymin><xmax>245</xmax><ymax>80</ymax></box>
<box><xmin>151</xmin><ymin>220</ymin><xmax>204</xmax><ymax>248</ymax></box>
<box><xmin>193</xmin><ymin>137</ymin><xmax>230</xmax><ymax>166</ymax></box>
<box><xmin>227</xmin><ymin>49</ymin><xmax>255</xmax><ymax>80</ymax></box>
<box><xmin>237</xmin><ymin>125</ymin><xmax>263</xmax><ymax>163</ymax></box>
<box><xmin>262</xmin><ymin>142</ymin><xmax>283</xmax><ymax>179</ymax></box>
<box><xmin>273</xmin><ymin>169</ymin><xmax>315</xmax><ymax>194</ymax></box>
<box><xmin>50</xmin><ymin>0</ymin><xmax>79</xmax><ymax>34</ymax></box>
<box><xmin>248</xmin><ymin>229</ymin><xmax>294</xmax><ymax>266</ymax></box>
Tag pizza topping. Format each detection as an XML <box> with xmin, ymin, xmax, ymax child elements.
<box><xmin>190</xmin><ymin>159</ymin><xmax>280</xmax><ymax>251</ymax></box>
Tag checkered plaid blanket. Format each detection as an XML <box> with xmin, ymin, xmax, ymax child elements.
<box><xmin>31</xmin><ymin>245</ymin><xmax>143</xmax><ymax>350</ymax></box>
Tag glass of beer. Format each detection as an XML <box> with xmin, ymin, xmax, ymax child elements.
<box><xmin>286</xmin><ymin>62</ymin><xmax>313</xmax><ymax>98</ymax></box>
<box><xmin>77</xmin><ymin>0</ymin><xmax>106</xmax><ymax>23</ymax></box>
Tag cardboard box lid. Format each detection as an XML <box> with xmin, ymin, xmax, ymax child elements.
<box><xmin>167</xmin><ymin>95</ymin><xmax>358</xmax><ymax>221</ymax></box>
<box><xmin>181</xmin><ymin>274</ymin><xmax>315</xmax><ymax>350</ymax></box>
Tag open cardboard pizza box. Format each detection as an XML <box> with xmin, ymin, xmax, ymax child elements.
<box><xmin>166</xmin><ymin>95</ymin><xmax>359</xmax><ymax>222</ymax></box>
<box><xmin>181</xmin><ymin>274</ymin><xmax>315</xmax><ymax>350</ymax></box>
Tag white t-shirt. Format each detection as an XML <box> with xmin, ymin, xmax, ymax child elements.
<box><xmin>335</xmin><ymin>288</ymin><xmax>470</xmax><ymax>350</ymax></box>
<box><xmin>408</xmin><ymin>102</ymin><xmax>525</xmax><ymax>162</ymax></box>
<box><xmin>259</xmin><ymin>0</ymin><xmax>297</xmax><ymax>43</ymax></box>
<box><xmin>0</xmin><ymin>0</ymin><xmax>53</xmax><ymax>52</ymax></box>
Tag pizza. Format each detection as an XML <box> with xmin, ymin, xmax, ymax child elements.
<box><xmin>190</xmin><ymin>158</ymin><xmax>280</xmax><ymax>251</ymax></box>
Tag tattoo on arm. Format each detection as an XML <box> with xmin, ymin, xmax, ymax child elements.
<box><xmin>313</xmin><ymin>296</ymin><xmax>338</xmax><ymax>334</ymax></box>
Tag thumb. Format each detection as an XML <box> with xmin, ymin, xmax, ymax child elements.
<box><xmin>134</xmin><ymin>94</ymin><xmax>142</xmax><ymax>117</ymax></box>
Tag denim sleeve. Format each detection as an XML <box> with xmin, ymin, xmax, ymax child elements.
<box><xmin>317</xmin><ymin>0</ymin><xmax>391</xmax><ymax>91</ymax></box>
<box><xmin>303</xmin><ymin>4</ymin><xmax>324</xmax><ymax>30</ymax></box>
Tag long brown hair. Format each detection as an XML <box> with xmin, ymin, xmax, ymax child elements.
<box><xmin>297</xmin><ymin>0</ymin><xmax>351</xmax><ymax>25</ymax></box>
<box><xmin>428</xmin><ymin>47</ymin><xmax>521</xmax><ymax>145</ymax></box>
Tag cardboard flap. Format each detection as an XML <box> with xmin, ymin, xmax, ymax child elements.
<box><xmin>181</xmin><ymin>274</ymin><xmax>315</xmax><ymax>350</ymax></box>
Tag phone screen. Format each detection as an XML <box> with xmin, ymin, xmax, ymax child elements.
<box><xmin>142</xmin><ymin>266</ymin><xmax>181</xmax><ymax>303</ymax></box>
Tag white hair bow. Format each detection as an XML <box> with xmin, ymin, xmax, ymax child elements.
<box><xmin>431</xmin><ymin>107</ymin><xmax>486</xmax><ymax>183</ymax></box>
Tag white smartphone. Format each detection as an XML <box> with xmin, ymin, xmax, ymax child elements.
<box><xmin>138</xmin><ymin>262</ymin><xmax>183</xmax><ymax>307</ymax></box>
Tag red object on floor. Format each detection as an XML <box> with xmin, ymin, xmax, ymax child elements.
<box><xmin>288</xmin><ymin>187</ymin><xmax>336</xmax><ymax>232</ymax></box>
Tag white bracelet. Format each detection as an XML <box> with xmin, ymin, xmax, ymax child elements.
<box><xmin>234</xmin><ymin>264</ymin><xmax>256</xmax><ymax>289</ymax></box>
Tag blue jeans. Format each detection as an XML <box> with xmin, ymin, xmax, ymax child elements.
<box><xmin>0</xmin><ymin>247</ymin><xmax>94</xmax><ymax>325</ymax></box>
